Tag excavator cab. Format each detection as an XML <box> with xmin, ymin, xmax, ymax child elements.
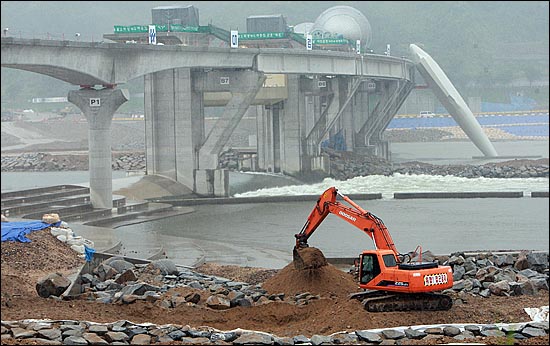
<box><xmin>358</xmin><ymin>253</ymin><xmax>381</xmax><ymax>285</ymax></box>
<box><xmin>358</xmin><ymin>251</ymin><xmax>400</xmax><ymax>285</ymax></box>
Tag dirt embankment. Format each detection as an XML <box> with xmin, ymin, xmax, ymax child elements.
<box><xmin>1</xmin><ymin>229</ymin><xmax>549</xmax><ymax>344</ymax></box>
<box><xmin>263</xmin><ymin>247</ymin><xmax>358</xmax><ymax>297</ymax></box>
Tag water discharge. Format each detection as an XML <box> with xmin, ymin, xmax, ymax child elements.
<box><xmin>234</xmin><ymin>173</ymin><xmax>549</xmax><ymax>199</ymax></box>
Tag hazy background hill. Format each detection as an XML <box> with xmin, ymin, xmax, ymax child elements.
<box><xmin>1</xmin><ymin>1</ymin><xmax>548</xmax><ymax>112</ymax></box>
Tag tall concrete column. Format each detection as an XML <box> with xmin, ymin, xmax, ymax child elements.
<box><xmin>68</xmin><ymin>87</ymin><xmax>129</xmax><ymax>209</ymax></box>
<box><xmin>280</xmin><ymin>75</ymin><xmax>306</xmax><ymax>175</ymax></box>
<box><xmin>353</xmin><ymin>82</ymin><xmax>371</xmax><ymax>150</ymax></box>
<box><xmin>144</xmin><ymin>68</ymin><xmax>204</xmax><ymax>189</ymax></box>
<box><xmin>272</xmin><ymin>103</ymin><xmax>282</xmax><ymax>173</ymax></box>
<box><xmin>144</xmin><ymin>70</ymin><xmax>178</xmax><ymax>180</ymax></box>
<box><xmin>311</xmin><ymin>95</ymin><xmax>322</xmax><ymax>155</ymax></box>
<box><xmin>256</xmin><ymin>105</ymin><xmax>268</xmax><ymax>171</ymax></box>
<box><xmin>340</xmin><ymin>77</ymin><xmax>355</xmax><ymax>151</ymax></box>
<box><xmin>196</xmin><ymin>70</ymin><xmax>265</xmax><ymax>195</ymax></box>
<box><xmin>256</xmin><ymin>105</ymin><xmax>278</xmax><ymax>173</ymax></box>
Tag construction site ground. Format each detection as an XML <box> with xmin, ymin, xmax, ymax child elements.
<box><xmin>1</xmin><ymin>228</ymin><xmax>548</xmax><ymax>345</ymax></box>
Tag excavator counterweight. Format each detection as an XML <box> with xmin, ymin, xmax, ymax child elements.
<box><xmin>293</xmin><ymin>187</ymin><xmax>454</xmax><ymax>312</ymax></box>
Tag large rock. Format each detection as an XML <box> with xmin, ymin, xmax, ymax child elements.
<box><xmin>42</xmin><ymin>213</ymin><xmax>60</xmax><ymax>224</ymax></box>
<box><xmin>36</xmin><ymin>273</ymin><xmax>71</xmax><ymax>298</ymax></box>
<box><xmin>233</xmin><ymin>332</ymin><xmax>273</xmax><ymax>345</ymax></box>
<box><xmin>147</xmin><ymin>259</ymin><xmax>179</xmax><ymax>275</ymax></box>
<box><xmin>488</xmin><ymin>280</ymin><xmax>511</xmax><ymax>296</ymax></box>
<box><xmin>205</xmin><ymin>295</ymin><xmax>231</xmax><ymax>310</ymax></box>
<box><xmin>514</xmin><ymin>252</ymin><xmax>530</xmax><ymax>271</ymax></box>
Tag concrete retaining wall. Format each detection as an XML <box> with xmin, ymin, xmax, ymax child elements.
<box><xmin>394</xmin><ymin>191</ymin><xmax>524</xmax><ymax>199</ymax></box>
<box><xmin>154</xmin><ymin>193</ymin><xmax>383</xmax><ymax>206</ymax></box>
<box><xmin>0</xmin><ymin>185</ymin><xmax>88</xmax><ymax>199</ymax></box>
<box><xmin>155</xmin><ymin>191</ymin><xmax>547</xmax><ymax>206</ymax></box>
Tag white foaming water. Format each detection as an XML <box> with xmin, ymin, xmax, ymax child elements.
<box><xmin>234</xmin><ymin>173</ymin><xmax>549</xmax><ymax>199</ymax></box>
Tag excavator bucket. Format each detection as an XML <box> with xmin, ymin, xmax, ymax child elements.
<box><xmin>293</xmin><ymin>247</ymin><xmax>306</xmax><ymax>270</ymax></box>
<box><xmin>293</xmin><ymin>246</ymin><xmax>328</xmax><ymax>270</ymax></box>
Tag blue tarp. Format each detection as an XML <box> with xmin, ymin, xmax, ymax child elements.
<box><xmin>84</xmin><ymin>245</ymin><xmax>96</xmax><ymax>262</ymax></box>
<box><xmin>1</xmin><ymin>220</ymin><xmax>61</xmax><ymax>243</ymax></box>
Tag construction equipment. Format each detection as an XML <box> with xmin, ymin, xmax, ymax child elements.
<box><xmin>294</xmin><ymin>187</ymin><xmax>454</xmax><ymax>312</ymax></box>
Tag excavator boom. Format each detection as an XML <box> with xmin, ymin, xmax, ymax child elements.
<box><xmin>294</xmin><ymin>187</ymin><xmax>398</xmax><ymax>255</ymax></box>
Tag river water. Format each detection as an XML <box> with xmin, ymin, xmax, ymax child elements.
<box><xmin>117</xmin><ymin>140</ymin><xmax>548</xmax><ymax>268</ymax></box>
<box><xmin>2</xmin><ymin>140</ymin><xmax>548</xmax><ymax>268</ymax></box>
<box><xmin>115</xmin><ymin>197</ymin><xmax>548</xmax><ymax>268</ymax></box>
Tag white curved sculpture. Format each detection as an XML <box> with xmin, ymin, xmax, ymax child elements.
<box><xmin>312</xmin><ymin>5</ymin><xmax>372</xmax><ymax>47</ymax></box>
<box><xmin>409</xmin><ymin>44</ymin><xmax>498</xmax><ymax>157</ymax></box>
<box><xmin>293</xmin><ymin>22</ymin><xmax>315</xmax><ymax>35</ymax></box>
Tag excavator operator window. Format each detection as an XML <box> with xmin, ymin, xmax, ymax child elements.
<box><xmin>360</xmin><ymin>254</ymin><xmax>380</xmax><ymax>285</ymax></box>
<box><xmin>382</xmin><ymin>254</ymin><xmax>397</xmax><ymax>267</ymax></box>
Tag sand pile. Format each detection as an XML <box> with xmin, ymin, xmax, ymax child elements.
<box><xmin>292</xmin><ymin>246</ymin><xmax>328</xmax><ymax>270</ymax></box>
<box><xmin>262</xmin><ymin>247</ymin><xmax>359</xmax><ymax>297</ymax></box>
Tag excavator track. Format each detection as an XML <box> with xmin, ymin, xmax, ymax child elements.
<box><xmin>360</xmin><ymin>292</ymin><xmax>453</xmax><ymax>312</ymax></box>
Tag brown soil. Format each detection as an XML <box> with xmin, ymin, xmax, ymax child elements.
<box><xmin>1</xmin><ymin>229</ymin><xmax>549</xmax><ymax>345</ymax></box>
<box><xmin>194</xmin><ymin>262</ymin><xmax>278</xmax><ymax>286</ymax></box>
<box><xmin>263</xmin><ymin>249</ymin><xmax>358</xmax><ymax>297</ymax></box>
<box><xmin>292</xmin><ymin>246</ymin><xmax>328</xmax><ymax>270</ymax></box>
<box><xmin>1</xmin><ymin>227</ymin><xmax>85</xmax><ymax>303</ymax></box>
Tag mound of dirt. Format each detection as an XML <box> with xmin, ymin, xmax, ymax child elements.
<box><xmin>263</xmin><ymin>247</ymin><xmax>359</xmax><ymax>297</ymax></box>
<box><xmin>292</xmin><ymin>246</ymin><xmax>328</xmax><ymax>270</ymax></box>
<box><xmin>1</xmin><ymin>227</ymin><xmax>85</xmax><ymax>305</ymax></box>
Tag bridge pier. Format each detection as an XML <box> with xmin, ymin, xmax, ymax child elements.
<box><xmin>355</xmin><ymin>78</ymin><xmax>415</xmax><ymax>159</ymax></box>
<box><xmin>257</xmin><ymin>102</ymin><xmax>283</xmax><ymax>173</ymax></box>
<box><xmin>280</xmin><ymin>75</ymin><xmax>308</xmax><ymax>175</ymax></box>
<box><xmin>340</xmin><ymin>78</ymin><xmax>356</xmax><ymax>152</ymax></box>
<box><xmin>196</xmin><ymin>70</ymin><xmax>265</xmax><ymax>196</ymax></box>
<box><xmin>68</xmin><ymin>87</ymin><xmax>129</xmax><ymax>208</ymax></box>
<box><xmin>144</xmin><ymin>68</ymin><xmax>202</xmax><ymax>191</ymax></box>
<box><xmin>145</xmin><ymin>68</ymin><xmax>265</xmax><ymax>197</ymax></box>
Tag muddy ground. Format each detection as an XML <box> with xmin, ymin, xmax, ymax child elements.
<box><xmin>1</xmin><ymin>228</ymin><xmax>548</xmax><ymax>345</ymax></box>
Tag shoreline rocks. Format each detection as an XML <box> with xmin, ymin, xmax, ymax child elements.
<box><xmin>1</xmin><ymin>152</ymin><xmax>145</xmax><ymax>172</ymax></box>
<box><xmin>2</xmin><ymin>150</ymin><xmax>547</xmax><ymax>182</ymax></box>
<box><xmin>322</xmin><ymin>148</ymin><xmax>549</xmax><ymax>180</ymax></box>
<box><xmin>2</xmin><ymin>250</ymin><xmax>548</xmax><ymax>345</ymax></box>
<box><xmin>1</xmin><ymin>318</ymin><xmax>548</xmax><ymax>345</ymax></box>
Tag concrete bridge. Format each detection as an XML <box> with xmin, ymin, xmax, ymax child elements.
<box><xmin>1</xmin><ymin>37</ymin><xmax>415</xmax><ymax>206</ymax></box>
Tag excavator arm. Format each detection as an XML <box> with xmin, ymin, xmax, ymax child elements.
<box><xmin>294</xmin><ymin>187</ymin><xmax>399</xmax><ymax>256</ymax></box>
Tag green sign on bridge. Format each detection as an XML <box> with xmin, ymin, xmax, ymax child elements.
<box><xmin>238</xmin><ymin>32</ymin><xmax>287</xmax><ymax>40</ymax></box>
<box><xmin>113</xmin><ymin>25</ymin><xmax>351</xmax><ymax>46</ymax></box>
<box><xmin>313</xmin><ymin>38</ymin><xmax>349</xmax><ymax>45</ymax></box>
<box><xmin>114</xmin><ymin>25</ymin><xmax>203</xmax><ymax>34</ymax></box>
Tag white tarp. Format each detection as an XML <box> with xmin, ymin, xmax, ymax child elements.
<box><xmin>524</xmin><ymin>306</ymin><xmax>549</xmax><ymax>322</ymax></box>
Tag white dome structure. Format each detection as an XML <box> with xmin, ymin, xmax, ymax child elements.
<box><xmin>312</xmin><ymin>6</ymin><xmax>372</xmax><ymax>47</ymax></box>
<box><xmin>293</xmin><ymin>22</ymin><xmax>315</xmax><ymax>35</ymax></box>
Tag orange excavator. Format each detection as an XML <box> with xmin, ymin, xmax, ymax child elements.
<box><xmin>293</xmin><ymin>187</ymin><xmax>454</xmax><ymax>312</ymax></box>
